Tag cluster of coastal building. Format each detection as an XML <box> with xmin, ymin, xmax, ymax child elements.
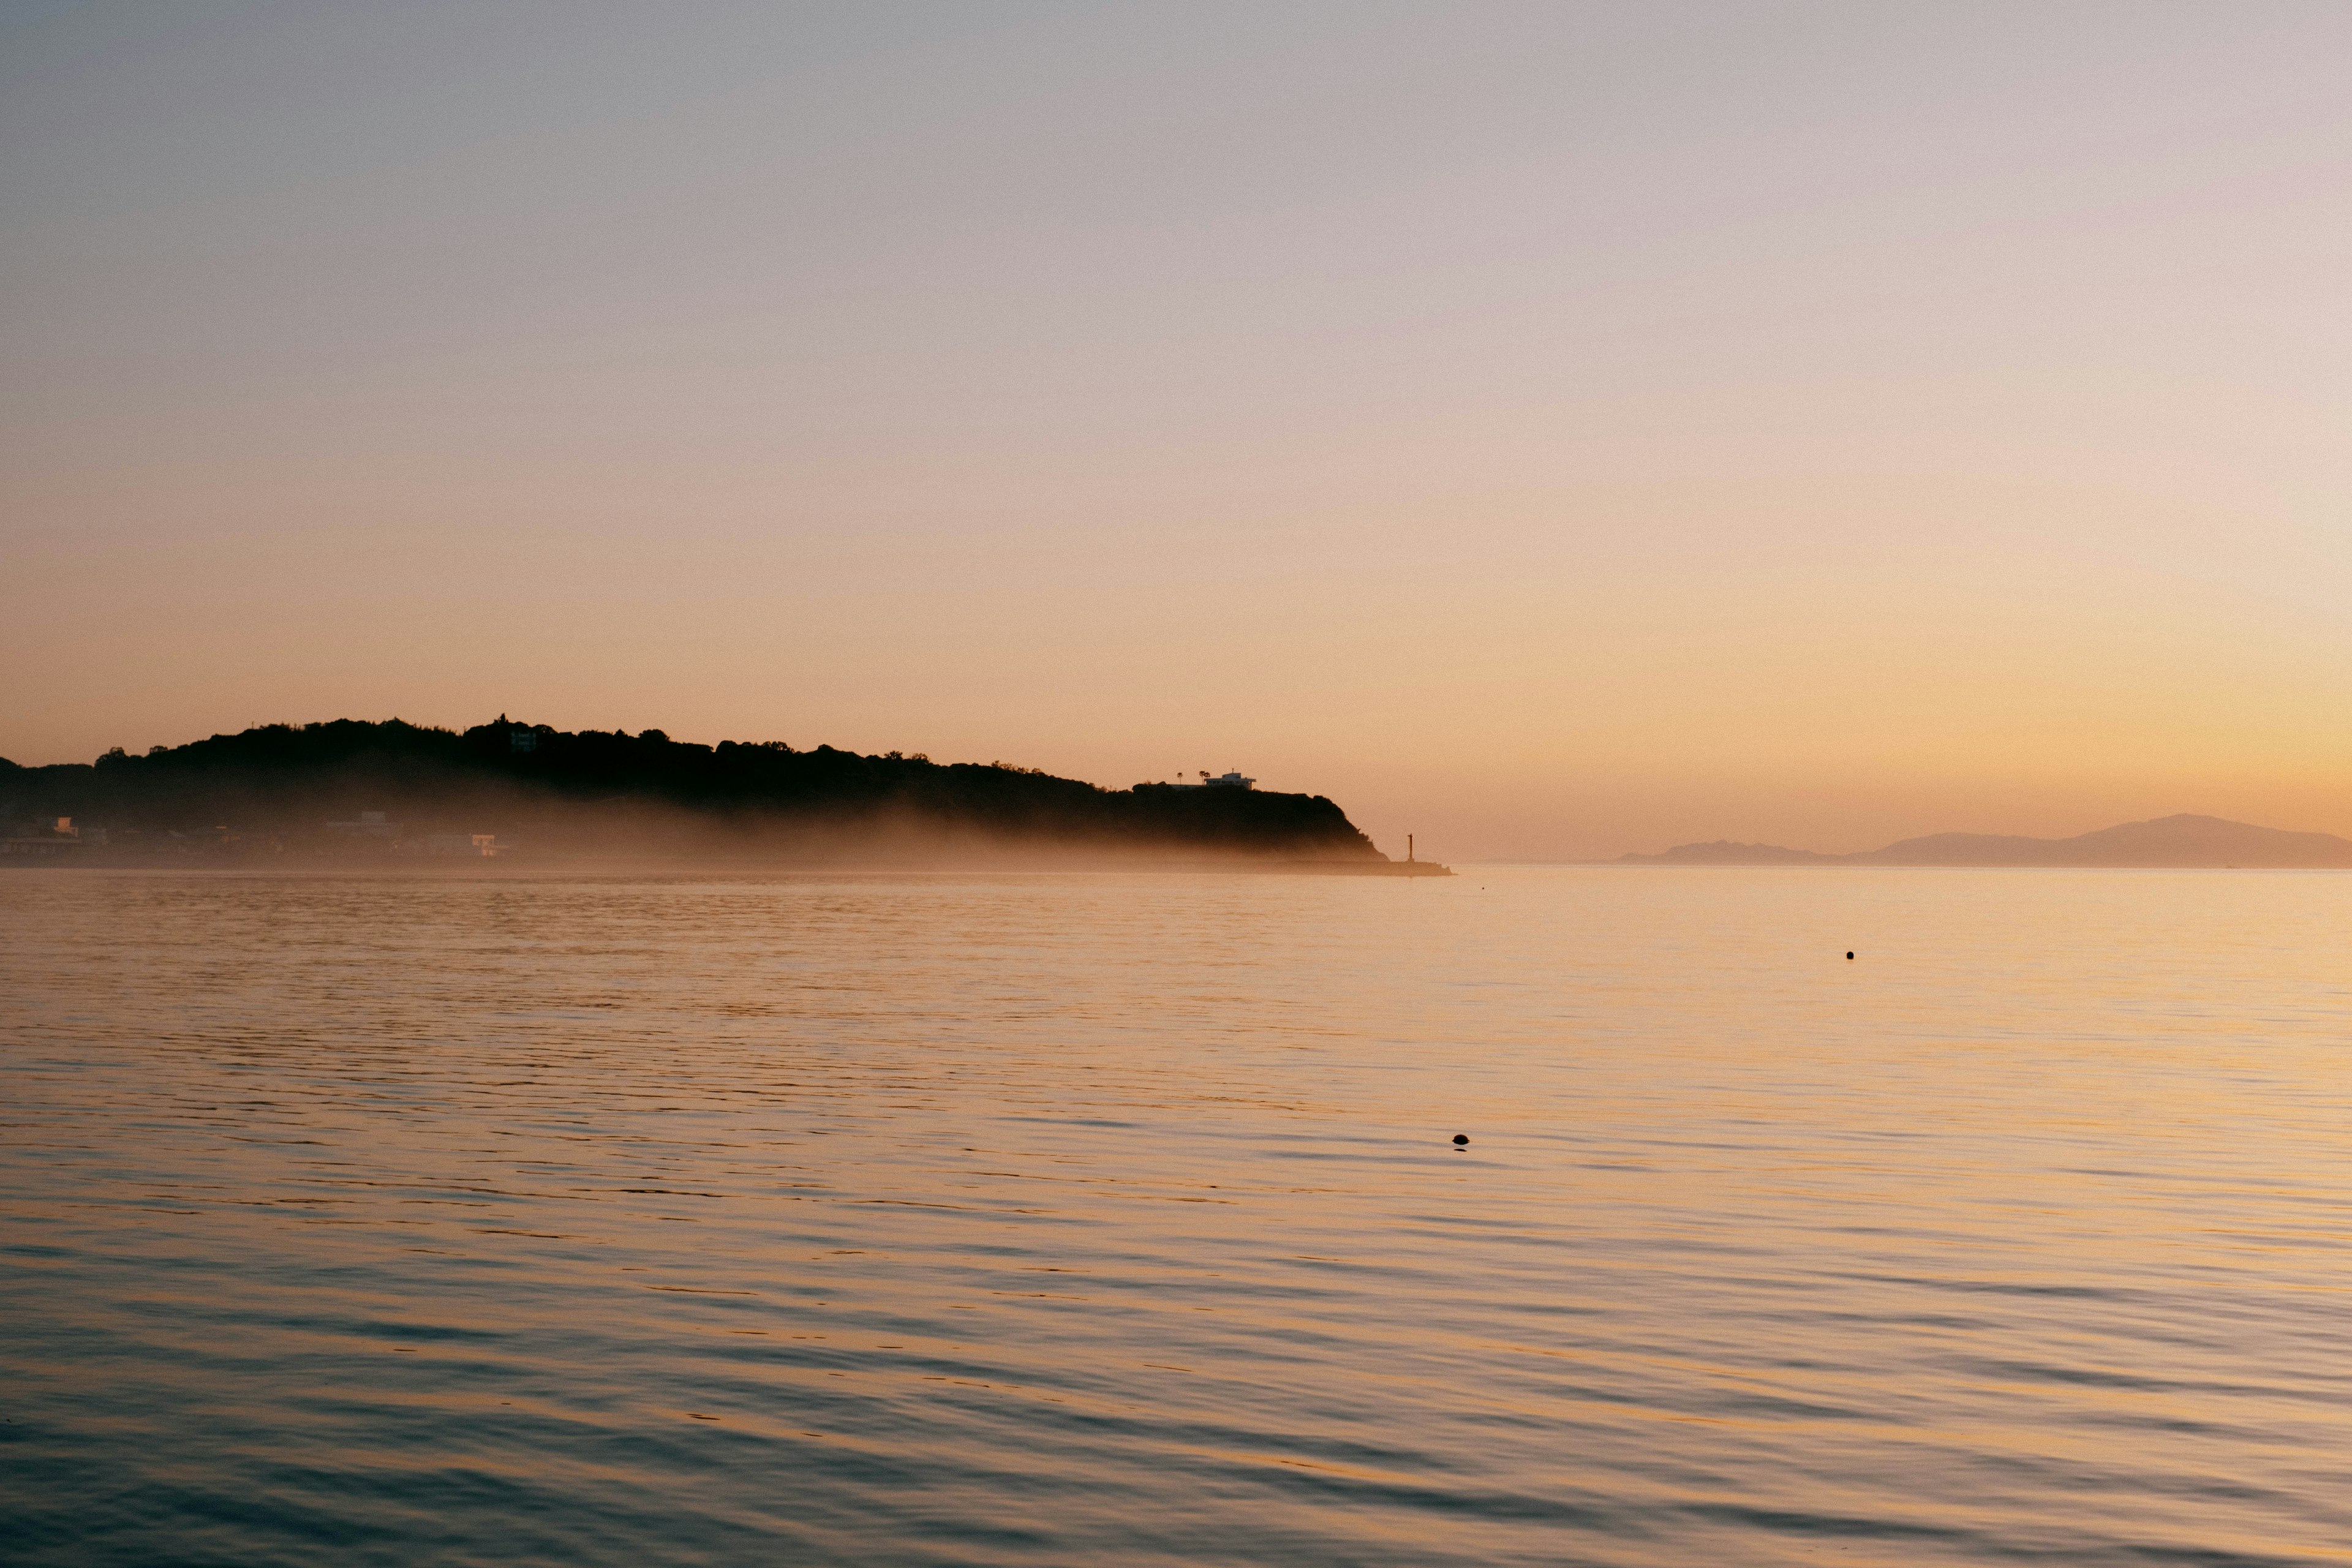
<box><xmin>323</xmin><ymin>812</ymin><xmax>517</xmax><ymax>856</ymax></box>
<box><xmin>0</xmin><ymin>817</ymin><xmax>96</xmax><ymax>861</ymax></box>
<box><xmin>1</xmin><ymin>813</ymin><xmax>518</xmax><ymax>862</ymax></box>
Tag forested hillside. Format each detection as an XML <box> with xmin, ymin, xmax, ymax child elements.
<box><xmin>0</xmin><ymin>718</ymin><xmax>1381</xmax><ymax>863</ymax></box>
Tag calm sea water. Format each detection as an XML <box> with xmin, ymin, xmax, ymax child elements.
<box><xmin>4</xmin><ymin>867</ymin><xmax>2350</xmax><ymax>1566</ymax></box>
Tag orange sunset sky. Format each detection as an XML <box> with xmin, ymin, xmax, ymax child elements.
<box><xmin>6</xmin><ymin>3</ymin><xmax>2350</xmax><ymax>861</ymax></box>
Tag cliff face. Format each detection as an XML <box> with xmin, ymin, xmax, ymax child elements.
<box><xmin>0</xmin><ymin>719</ymin><xmax>1382</xmax><ymax>862</ymax></box>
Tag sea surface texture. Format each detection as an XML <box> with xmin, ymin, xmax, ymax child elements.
<box><xmin>4</xmin><ymin>868</ymin><xmax>2349</xmax><ymax>1566</ymax></box>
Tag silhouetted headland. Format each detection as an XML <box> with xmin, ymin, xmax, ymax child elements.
<box><xmin>0</xmin><ymin>718</ymin><xmax>1450</xmax><ymax>873</ymax></box>
<box><xmin>1619</xmin><ymin>814</ymin><xmax>2352</xmax><ymax>869</ymax></box>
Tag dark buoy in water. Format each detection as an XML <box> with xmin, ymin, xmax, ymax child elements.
<box><xmin>1845</xmin><ymin>951</ymin><xmax>1855</xmax><ymax>960</ymax></box>
<box><xmin>1452</xmin><ymin>1134</ymin><xmax>1469</xmax><ymax>1146</ymax></box>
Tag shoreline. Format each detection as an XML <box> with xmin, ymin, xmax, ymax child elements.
<box><xmin>1</xmin><ymin>856</ymin><xmax>1455</xmax><ymax>878</ymax></box>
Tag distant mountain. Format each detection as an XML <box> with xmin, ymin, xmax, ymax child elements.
<box><xmin>1621</xmin><ymin>814</ymin><xmax>2352</xmax><ymax>869</ymax></box>
<box><xmin>1616</xmin><ymin>839</ymin><xmax>1842</xmax><ymax>865</ymax></box>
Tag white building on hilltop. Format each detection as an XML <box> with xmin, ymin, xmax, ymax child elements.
<box><xmin>1167</xmin><ymin>770</ymin><xmax>1256</xmax><ymax>791</ymax></box>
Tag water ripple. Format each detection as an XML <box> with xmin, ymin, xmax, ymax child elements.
<box><xmin>5</xmin><ymin>867</ymin><xmax>2352</xmax><ymax>1564</ymax></box>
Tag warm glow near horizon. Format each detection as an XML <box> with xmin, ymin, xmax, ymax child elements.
<box><xmin>6</xmin><ymin>3</ymin><xmax>2350</xmax><ymax>859</ymax></box>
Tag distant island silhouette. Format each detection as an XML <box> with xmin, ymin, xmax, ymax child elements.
<box><xmin>1619</xmin><ymin>814</ymin><xmax>2352</xmax><ymax>869</ymax></box>
<box><xmin>0</xmin><ymin>717</ymin><xmax>1446</xmax><ymax>872</ymax></box>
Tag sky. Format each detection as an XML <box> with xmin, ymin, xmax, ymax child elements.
<box><xmin>5</xmin><ymin>1</ymin><xmax>2350</xmax><ymax>860</ymax></box>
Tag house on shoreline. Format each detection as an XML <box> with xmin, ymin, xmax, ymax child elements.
<box><xmin>326</xmin><ymin>810</ymin><xmax>513</xmax><ymax>856</ymax></box>
<box><xmin>1</xmin><ymin>816</ymin><xmax>86</xmax><ymax>861</ymax></box>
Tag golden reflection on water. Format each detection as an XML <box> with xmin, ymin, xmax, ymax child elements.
<box><xmin>4</xmin><ymin>867</ymin><xmax>2351</xmax><ymax>1565</ymax></box>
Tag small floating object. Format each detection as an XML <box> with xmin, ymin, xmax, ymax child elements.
<box><xmin>1452</xmin><ymin>1134</ymin><xmax>1469</xmax><ymax>1146</ymax></box>
<box><xmin>1845</xmin><ymin>951</ymin><xmax>1855</xmax><ymax>960</ymax></box>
